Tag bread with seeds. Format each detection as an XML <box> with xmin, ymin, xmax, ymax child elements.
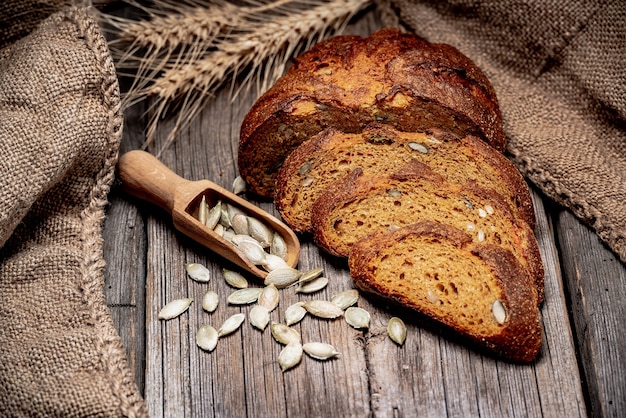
<box><xmin>238</xmin><ymin>28</ymin><xmax>505</xmax><ymax>197</ymax></box>
<box><xmin>311</xmin><ymin>165</ymin><xmax>544</xmax><ymax>303</ymax></box>
<box><xmin>274</xmin><ymin>124</ymin><xmax>535</xmax><ymax>233</ymax></box>
<box><xmin>348</xmin><ymin>220</ymin><xmax>542</xmax><ymax>362</ymax></box>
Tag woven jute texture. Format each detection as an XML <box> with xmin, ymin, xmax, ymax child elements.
<box><xmin>0</xmin><ymin>6</ymin><xmax>147</xmax><ymax>417</ymax></box>
<box><xmin>378</xmin><ymin>0</ymin><xmax>626</xmax><ymax>264</ymax></box>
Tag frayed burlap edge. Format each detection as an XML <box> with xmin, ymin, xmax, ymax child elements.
<box><xmin>64</xmin><ymin>6</ymin><xmax>147</xmax><ymax>417</ymax></box>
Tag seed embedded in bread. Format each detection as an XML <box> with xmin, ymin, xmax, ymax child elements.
<box><xmin>348</xmin><ymin>221</ymin><xmax>542</xmax><ymax>362</ymax></box>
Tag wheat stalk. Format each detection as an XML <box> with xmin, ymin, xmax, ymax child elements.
<box><xmin>100</xmin><ymin>0</ymin><xmax>371</xmax><ymax>154</ymax></box>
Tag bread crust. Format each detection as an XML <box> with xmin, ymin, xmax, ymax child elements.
<box><xmin>274</xmin><ymin>124</ymin><xmax>536</xmax><ymax>232</ymax></box>
<box><xmin>348</xmin><ymin>221</ymin><xmax>542</xmax><ymax>363</ymax></box>
<box><xmin>311</xmin><ymin>167</ymin><xmax>544</xmax><ymax>303</ymax></box>
<box><xmin>238</xmin><ymin>28</ymin><xmax>506</xmax><ymax>197</ymax></box>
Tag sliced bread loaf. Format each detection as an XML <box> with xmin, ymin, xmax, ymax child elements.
<box><xmin>238</xmin><ymin>28</ymin><xmax>505</xmax><ymax>197</ymax></box>
<box><xmin>348</xmin><ymin>220</ymin><xmax>542</xmax><ymax>363</ymax></box>
<box><xmin>311</xmin><ymin>165</ymin><xmax>544</xmax><ymax>302</ymax></box>
<box><xmin>275</xmin><ymin>124</ymin><xmax>535</xmax><ymax>233</ymax></box>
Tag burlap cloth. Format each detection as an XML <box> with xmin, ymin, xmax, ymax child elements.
<box><xmin>0</xmin><ymin>6</ymin><xmax>147</xmax><ymax>417</ymax></box>
<box><xmin>377</xmin><ymin>0</ymin><xmax>626</xmax><ymax>263</ymax></box>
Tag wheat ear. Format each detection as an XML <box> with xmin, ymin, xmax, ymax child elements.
<box><xmin>146</xmin><ymin>0</ymin><xmax>370</xmax><ymax>154</ymax></box>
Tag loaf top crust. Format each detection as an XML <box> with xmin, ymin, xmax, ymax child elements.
<box><xmin>348</xmin><ymin>220</ymin><xmax>542</xmax><ymax>363</ymax></box>
<box><xmin>275</xmin><ymin>124</ymin><xmax>535</xmax><ymax>233</ymax></box>
<box><xmin>238</xmin><ymin>28</ymin><xmax>506</xmax><ymax>197</ymax></box>
<box><xmin>311</xmin><ymin>166</ymin><xmax>544</xmax><ymax>303</ymax></box>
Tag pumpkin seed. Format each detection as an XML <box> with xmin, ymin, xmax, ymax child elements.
<box><xmin>222</xmin><ymin>229</ymin><xmax>235</xmax><ymax>242</ymax></box>
<box><xmin>205</xmin><ymin>200</ymin><xmax>222</xmax><ymax>229</ymax></box>
<box><xmin>196</xmin><ymin>324</ymin><xmax>218</xmax><ymax>352</ymax></box>
<box><xmin>296</xmin><ymin>267</ymin><xmax>324</xmax><ymax>284</ymax></box>
<box><xmin>262</xmin><ymin>253</ymin><xmax>291</xmax><ymax>272</ymax></box>
<box><xmin>247</xmin><ymin>217</ymin><xmax>273</xmax><ymax>248</ymax></box>
<box><xmin>303</xmin><ymin>300</ymin><xmax>344</xmax><ymax>319</ymax></box>
<box><xmin>185</xmin><ymin>263</ymin><xmax>211</xmax><ymax>283</ymax></box>
<box><xmin>232</xmin><ymin>176</ymin><xmax>247</xmax><ymax>194</ymax></box>
<box><xmin>201</xmin><ymin>290</ymin><xmax>219</xmax><ymax>313</ymax></box>
<box><xmin>492</xmin><ymin>300</ymin><xmax>507</xmax><ymax>324</ymax></box>
<box><xmin>218</xmin><ymin>313</ymin><xmax>246</xmax><ymax>337</ymax></box>
<box><xmin>227</xmin><ymin>287</ymin><xmax>263</xmax><ymax>305</ymax></box>
<box><xmin>231</xmin><ymin>234</ymin><xmax>262</xmax><ymax>247</ymax></box>
<box><xmin>235</xmin><ymin>240</ymin><xmax>267</xmax><ymax>265</ymax></box>
<box><xmin>198</xmin><ymin>195</ymin><xmax>208</xmax><ymax>225</ymax></box>
<box><xmin>223</xmin><ymin>269</ymin><xmax>249</xmax><ymax>289</ymax></box>
<box><xmin>344</xmin><ymin>307</ymin><xmax>370</xmax><ymax>329</ymax></box>
<box><xmin>213</xmin><ymin>223</ymin><xmax>225</xmax><ymax>236</ymax></box>
<box><xmin>278</xmin><ymin>342</ymin><xmax>303</xmax><ymax>372</ymax></box>
<box><xmin>270</xmin><ymin>322</ymin><xmax>301</xmax><ymax>345</ymax></box>
<box><xmin>387</xmin><ymin>317</ymin><xmax>407</xmax><ymax>346</ymax></box>
<box><xmin>231</xmin><ymin>213</ymin><xmax>249</xmax><ymax>236</ymax></box>
<box><xmin>331</xmin><ymin>289</ymin><xmax>359</xmax><ymax>310</ymax></box>
<box><xmin>408</xmin><ymin>142</ymin><xmax>429</xmax><ymax>154</ymax></box>
<box><xmin>295</xmin><ymin>276</ymin><xmax>329</xmax><ymax>294</ymax></box>
<box><xmin>284</xmin><ymin>302</ymin><xmax>307</xmax><ymax>326</ymax></box>
<box><xmin>219</xmin><ymin>204</ymin><xmax>231</xmax><ymax>227</ymax></box>
<box><xmin>158</xmin><ymin>298</ymin><xmax>193</xmax><ymax>320</ymax></box>
<box><xmin>302</xmin><ymin>342</ymin><xmax>340</xmax><ymax>360</ymax></box>
<box><xmin>264</xmin><ymin>267</ymin><xmax>301</xmax><ymax>288</ymax></box>
<box><xmin>249</xmin><ymin>305</ymin><xmax>270</xmax><ymax>331</ymax></box>
<box><xmin>258</xmin><ymin>284</ymin><xmax>280</xmax><ymax>312</ymax></box>
<box><xmin>387</xmin><ymin>188</ymin><xmax>402</xmax><ymax>197</ymax></box>
<box><xmin>270</xmin><ymin>233</ymin><xmax>288</xmax><ymax>260</ymax></box>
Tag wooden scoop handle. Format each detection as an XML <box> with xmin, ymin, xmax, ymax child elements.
<box><xmin>117</xmin><ymin>150</ymin><xmax>188</xmax><ymax>213</ymax></box>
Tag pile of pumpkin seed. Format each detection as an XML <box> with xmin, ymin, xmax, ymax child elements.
<box><xmin>157</xmin><ymin>177</ymin><xmax>408</xmax><ymax>372</ymax></box>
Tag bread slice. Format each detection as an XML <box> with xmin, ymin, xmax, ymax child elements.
<box><xmin>348</xmin><ymin>220</ymin><xmax>542</xmax><ymax>363</ymax></box>
<box><xmin>311</xmin><ymin>165</ymin><xmax>544</xmax><ymax>303</ymax></box>
<box><xmin>275</xmin><ymin>124</ymin><xmax>535</xmax><ymax>233</ymax></box>
<box><xmin>238</xmin><ymin>28</ymin><xmax>505</xmax><ymax>197</ymax></box>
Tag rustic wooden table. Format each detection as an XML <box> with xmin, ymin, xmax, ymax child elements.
<box><xmin>103</xmin><ymin>8</ymin><xmax>626</xmax><ymax>418</ymax></box>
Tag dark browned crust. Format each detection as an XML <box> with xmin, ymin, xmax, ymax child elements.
<box><xmin>275</xmin><ymin>123</ymin><xmax>535</xmax><ymax>235</ymax></box>
<box><xmin>348</xmin><ymin>221</ymin><xmax>542</xmax><ymax>363</ymax></box>
<box><xmin>311</xmin><ymin>168</ymin><xmax>544</xmax><ymax>303</ymax></box>
<box><xmin>238</xmin><ymin>28</ymin><xmax>505</xmax><ymax>197</ymax></box>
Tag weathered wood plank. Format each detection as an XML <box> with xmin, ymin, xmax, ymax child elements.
<box><xmin>102</xmin><ymin>5</ymin><xmax>625</xmax><ymax>418</ymax></box>
<box><xmin>556</xmin><ymin>208</ymin><xmax>626</xmax><ymax>418</ymax></box>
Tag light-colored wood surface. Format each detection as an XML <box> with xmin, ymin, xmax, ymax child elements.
<box><xmin>103</xmin><ymin>7</ymin><xmax>626</xmax><ymax>417</ymax></box>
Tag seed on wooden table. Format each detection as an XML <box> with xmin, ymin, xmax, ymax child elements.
<box><xmin>227</xmin><ymin>287</ymin><xmax>263</xmax><ymax>305</ymax></box>
<box><xmin>218</xmin><ymin>313</ymin><xmax>245</xmax><ymax>337</ymax></box>
<box><xmin>278</xmin><ymin>342</ymin><xmax>303</xmax><ymax>372</ymax></box>
<box><xmin>492</xmin><ymin>300</ymin><xmax>507</xmax><ymax>324</ymax></box>
<box><xmin>247</xmin><ymin>217</ymin><xmax>273</xmax><ymax>248</ymax></box>
<box><xmin>262</xmin><ymin>253</ymin><xmax>290</xmax><ymax>272</ymax></box>
<box><xmin>158</xmin><ymin>298</ymin><xmax>193</xmax><ymax>320</ymax></box>
<box><xmin>303</xmin><ymin>300</ymin><xmax>344</xmax><ymax>319</ymax></box>
<box><xmin>284</xmin><ymin>302</ymin><xmax>307</xmax><ymax>326</ymax></box>
<box><xmin>185</xmin><ymin>263</ymin><xmax>211</xmax><ymax>282</ymax></box>
<box><xmin>201</xmin><ymin>290</ymin><xmax>219</xmax><ymax>313</ymax></box>
<box><xmin>249</xmin><ymin>305</ymin><xmax>270</xmax><ymax>331</ymax></box>
<box><xmin>205</xmin><ymin>200</ymin><xmax>222</xmax><ymax>229</ymax></box>
<box><xmin>264</xmin><ymin>267</ymin><xmax>301</xmax><ymax>288</ymax></box>
<box><xmin>344</xmin><ymin>307</ymin><xmax>370</xmax><ymax>329</ymax></box>
<box><xmin>295</xmin><ymin>276</ymin><xmax>328</xmax><ymax>294</ymax></box>
<box><xmin>331</xmin><ymin>289</ymin><xmax>359</xmax><ymax>310</ymax></box>
<box><xmin>297</xmin><ymin>267</ymin><xmax>324</xmax><ymax>284</ymax></box>
<box><xmin>387</xmin><ymin>317</ymin><xmax>407</xmax><ymax>346</ymax></box>
<box><xmin>232</xmin><ymin>176</ymin><xmax>247</xmax><ymax>194</ymax></box>
<box><xmin>270</xmin><ymin>321</ymin><xmax>301</xmax><ymax>345</ymax></box>
<box><xmin>302</xmin><ymin>342</ymin><xmax>340</xmax><ymax>360</ymax></box>
<box><xmin>231</xmin><ymin>213</ymin><xmax>249</xmax><ymax>236</ymax></box>
<box><xmin>258</xmin><ymin>284</ymin><xmax>280</xmax><ymax>312</ymax></box>
<box><xmin>223</xmin><ymin>269</ymin><xmax>248</xmax><ymax>289</ymax></box>
<box><xmin>270</xmin><ymin>233</ymin><xmax>288</xmax><ymax>260</ymax></box>
<box><xmin>196</xmin><ymin>324</ymin><xmax>218</xmax><ymax>352</ymax></box>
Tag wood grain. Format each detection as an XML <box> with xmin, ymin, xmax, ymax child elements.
<box><xmin>102</xmin><ymin>6</ymin><xmax>624</xmax><ymax>418</ymax></box>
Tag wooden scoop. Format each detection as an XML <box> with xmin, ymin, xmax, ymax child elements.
<box><xmin>117</xmin><ymin>150</ymin><xmax>300</xmax><ymax>279</ymax></box>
